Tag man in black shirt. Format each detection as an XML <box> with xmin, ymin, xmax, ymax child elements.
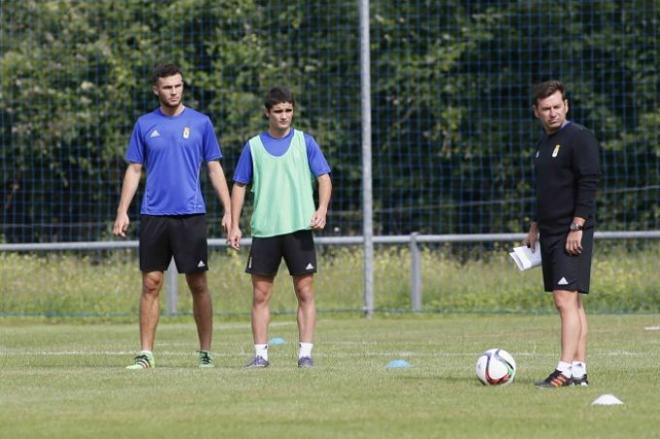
<box><xmin>523</xmin><ymin>80</ymin><xmax>601</xmax><ymax>388</ymax></box>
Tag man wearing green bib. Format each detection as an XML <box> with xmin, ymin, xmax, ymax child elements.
<box><xmin>229</xmin><ymin>87</ymin><xmax>332</xmax><ymax>368</ymax></box>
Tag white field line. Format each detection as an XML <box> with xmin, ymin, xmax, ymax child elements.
<box><xmin>214</xmin><ymin>321</ymin><xmax>295</xmax><ymax>329</ymax></box>
<box><xmin>155</xmin><ymin>321</ymin><xmax>295</xmax><ymax>330</ymax></box>
<box><xmin>0</xmin><ymin>351</ymin><xmax>247</xmax><ymax>357</ymax></box>
<box><xmin>0</xmin><ymin>350</ymin><xmax>648</xmax><ymax>357</ymax></box>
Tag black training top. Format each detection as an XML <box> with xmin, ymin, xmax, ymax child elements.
<box><xmin>532</xmin><ymin>122</ymin><xmax>601</xmax><ymax>235</ymax></box>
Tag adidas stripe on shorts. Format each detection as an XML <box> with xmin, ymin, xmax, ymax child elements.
<box><xmin>539</xmin><ymin>227</ymin><xmax>594</xmax><ymax>294</ymax></box>
<box><xmin>139</xmin><ymin>214</ymin><xmax>208</xmax><ymax>274</ymax></box>
<box><xmin>246</xmin><ymin>230</ymin><xmax>317</xmax><ymax>276</ymax></box>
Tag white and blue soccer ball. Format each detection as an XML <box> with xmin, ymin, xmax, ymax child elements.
<box><xmin>475</xmin><ymin>348</ymin><xmax>516</xmax><ymax>386</ymax></box>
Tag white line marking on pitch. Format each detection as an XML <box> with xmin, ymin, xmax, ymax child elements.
<box><xmin>3</xmin><ymin>351</ymin><xmax>642</xmax><ymax>358</ymax></box>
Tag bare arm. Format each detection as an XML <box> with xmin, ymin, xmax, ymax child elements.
<box><xmin>228</xmin><ymin>183</ymin><xmax>247</xmax><ymax>249</ymax></box>
<box><xmin>310</xmin><ymin>173</ymin><xmax>332</xmax><ymax>230</ymax></box>
<box><xmin>112</xmin><ymin>163</ymin><xmax>142</xmax><ymax>237</ymax></box>
<box><xmin>207</xmin><ymin>160</ymin><xmax>232</xmax><ymax>235</ymax></box>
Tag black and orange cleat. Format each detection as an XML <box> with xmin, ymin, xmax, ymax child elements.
<box><xmin>535</xmin><ymin>369</ymin><xmax>572</xmax><ymax>388</ymax></box>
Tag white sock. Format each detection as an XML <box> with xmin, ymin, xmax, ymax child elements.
<box><xmin>556</xmin><ymin>361</ymin><xmax>572</xmax><ymax>377</ymax></box>
<box><xmin>572</xmin><ymin>361</ymin><xmax>586</xmax><ymax>378</ymax></box>
<box><xmin>299</xmin><ymin>342</ymin><xmax>313</xmax><ymax>359</ymax></box>
<box><xmin>255</xmin><ymin>344</ymin><xmax>268</xmax><ymax>361</ymax></box>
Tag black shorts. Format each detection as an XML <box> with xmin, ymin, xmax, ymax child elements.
<box><xmin>139</xmin><ymin>214</ymin><xmax>208</xmax><ymax>274</ymax></box>
<box><xmin>246</xmin><ymin>230</ymin><xmax>317</xmax><ymax>276</ymax></box>
<box><xmin>540</xmin><ymin>227</ymin><xmax>594</xmax><ymax>294</ymax></box>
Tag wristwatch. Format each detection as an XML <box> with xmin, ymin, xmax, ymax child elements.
<box><xmin>569</xmin><ymin>223</ymin><xmax>584</xmax><ymax>232</ymax></box>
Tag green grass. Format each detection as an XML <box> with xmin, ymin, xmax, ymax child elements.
<box><xmin>2</xmin><ymin>241</ymin><xmax>659</xmax><ymax>316</ymax></box>
<box><xmin>1</xmin><ymin>314</ymin><xmax>659</xmax><ymax>438</ymax></box>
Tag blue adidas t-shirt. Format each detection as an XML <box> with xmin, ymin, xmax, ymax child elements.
<box><xmin>233</xmin><ymin>129</ymin><xmax>331</xmax><ymax>184</ymax></box>
<box><xmin>125</xmin><ymin>107</ymin><xmax>222</xmax><ymax>215</ymax></box>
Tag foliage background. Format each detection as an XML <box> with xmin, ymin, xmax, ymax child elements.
<box><xmin>1</xmin><ymin>0</ymin><xmax>657</xmax><ymax>243</ymax></box>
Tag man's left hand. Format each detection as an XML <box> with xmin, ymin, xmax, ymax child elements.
<box><xmin>310</xmin><ymin>210</ymin><xmax>327</xmax><ymax>230</ymax></box>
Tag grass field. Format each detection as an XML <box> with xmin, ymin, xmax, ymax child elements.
<box><xmin>1</xmin><ymin>314</ymin><xmax>659</xmax><ymax>438</ymax></box>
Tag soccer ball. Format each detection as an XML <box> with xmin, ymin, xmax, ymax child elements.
<box><xmin>475</xmin><ymin>348</ymin><xmax>516</xmax><ymax>386</ymax></box>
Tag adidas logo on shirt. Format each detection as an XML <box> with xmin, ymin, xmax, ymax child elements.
<box><xmin>305</xmin><ymin>263</ymin><xmax>315</xmax><ymax>270</ymax></box>
<box><xmin>150</xmin><ymin>129</ymin><xmax>160</xmax><ymax>138</ymax></box>
<box><xmin>558</xmin><ymin>277</ymin><xmax>569</xmax><ymax>286</ymax></box>
<box><xmin>197</xmin><ymin>260</ymin><xmax>206</xmax><ymax>268</ymax></box>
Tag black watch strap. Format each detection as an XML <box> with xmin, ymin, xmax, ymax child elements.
<box><xmin>569</xmin><ymin>223</ymin><xmax>584</xmax><ymax>231</ymax></box>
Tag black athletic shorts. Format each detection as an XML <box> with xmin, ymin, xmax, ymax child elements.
<box><xmin>139</xmin><ymin>214</ymin><xmax>208</xmax><ymax>274</ymax></box>
<box><xmin>539</xmin><ymin>227</ymin><xmax>594</xmax><ymax>294</ymax></box>
<box><xmin>246</xmin><ymin>230</ymin><xmax>317</xmax><ymax>276</ymax></box>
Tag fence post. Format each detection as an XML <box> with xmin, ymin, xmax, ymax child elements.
<box><xmin>410</xmin><ymin>232</ymin><xmax>422</xmax><ymax>312</ymax></box>
<box><xmin>359</xmin><ymin>0</ymin><xmax>374</xmax><ymax>318</ymax></box>
<box><xmin>166</xmin><ymin>258</ymin><xmax>178</xmax><ymax>315</ymax></box>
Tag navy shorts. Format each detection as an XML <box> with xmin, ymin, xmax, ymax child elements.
<box><xmin>246</xmin><ymin>230</ymin><xmax>317</xmax><ymax>277</ymax></box>
<box><xmin>139</xmin><ymin>214</ymin><xmax>208</xmax><ymax>274</ymax></box>
<box><xmin>539</xmin><ymin>228</ymin><xmax>594</xmax><ymax>294</ymax></box>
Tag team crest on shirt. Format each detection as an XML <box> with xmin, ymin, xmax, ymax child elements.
<box><xmin>183</xmin><ymin>127</ymin><xmax>190</xmax><ymax>139</ymax></box>
<box><xmin>552</xmin><ymin>144</ymin><xmax>561</xmax><ymax>157</ymax></box>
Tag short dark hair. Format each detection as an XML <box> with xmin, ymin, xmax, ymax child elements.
<box><xmin>532</xmin><ymin>80</ymin><xmax>566</xmax><ymax>106</ymax></box>
<box><xmin>151</xmin><ymin>64</ymin><xmax>183</xmax><ymax>85</ymax></box>
<box><xmin>264</xmin><ymin>86</ymin><xmax>295</xmax><ymax>110</ymax></box>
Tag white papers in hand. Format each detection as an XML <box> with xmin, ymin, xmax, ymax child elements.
<box><xmin>509</xmin><ymin>244</ymin><xmax>541</xmax><ymax>271</ymax></box>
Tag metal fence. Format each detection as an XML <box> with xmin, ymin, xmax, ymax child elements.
<box><xmin>3</xmin><ymin>230</ymin><xmax>659</xmax><ymax>315</ymax></box>
<box><xmin>1</xmin><ymin>1</ymin><xmax>657</xmax><ymax>316</ymax></box>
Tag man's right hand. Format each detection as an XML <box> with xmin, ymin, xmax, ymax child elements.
<box><xmin>228</xmin><ymin>227</ymin><xmax>242</xmax><ymax>250</ymax></box>
<box><xmin>522</xmin><ymin>222</ymin><xmax>539</xmax><ymax>252</ymax></box>
<box><xmin>112</xmin><ymin>212</ymin><xmax>130</xmax><ymax>238</ymax></box>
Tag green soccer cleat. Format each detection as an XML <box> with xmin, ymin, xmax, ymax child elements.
<box><xmin>198</xmin><ymin>350</ymin><xmax>215</xmax><ymax>368</ymax></box>
<box><xmin>126</xmin><ymin>351</ymin><xmax>155</xmax><ymax>369</ymax></box>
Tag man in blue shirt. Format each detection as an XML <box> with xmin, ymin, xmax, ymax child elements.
<box><xmin>113</xmin><ymin>64</ymin><xmax>231</xmax><ymax>369</ymax></box>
